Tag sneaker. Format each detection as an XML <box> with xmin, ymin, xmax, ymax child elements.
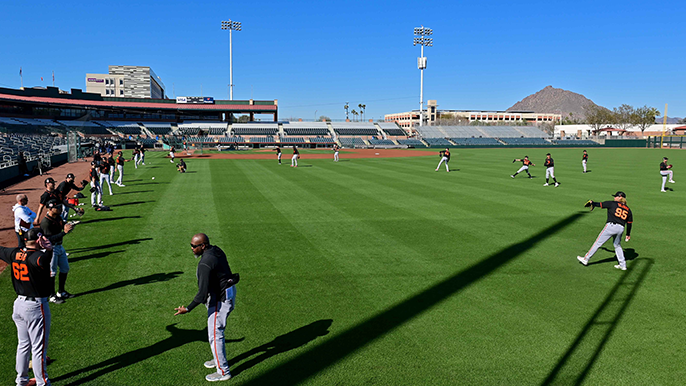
<box><xmin>661</xmin><ymin>189</ymin><xmax>667</xmax><ymax>192</ymax></box>
<box><xmin>669</xmin><ymin>180</ymin><xmax>675</xmax><ymax>183</ymax></box>
<box><xmin>205</xmin><ymin>372</ymin><xmax>232</xmax><ymax>382</ymax></box>
<box><xmin>49</xmin><ymin>295</ymin><xmax>65</xmax><ymax>304</ymax></box>
<box><xmin>435</xmin><ymin>169</ymin><xmax>438</xmax><ymax>172</ymax></box>
<box><xmin>109</xmin><ymin>193</ymin><xmax>113</xmax><ymax>195</ymax></box>
<box><xmin>204</xmin><ymin>360</ymin><xmax>216</xmax><ymax>369</ymax></box>
<box><xmin>59</xmin><ymin>291</ymin><xmax>75</xmax><ymax>299</ymax></box>
<box><xmin>555</xmin><ymin>182</ymin><xmax>560</xmax><ymax>187</ymax></box>
<box><xmin>510</xmin><ymin>175</ymin><xmax>515</xmax><ymax>178</ymax></box>
<box><xmin>614</xmin><ymin>264</ymin><xmax>627</xmax><ymax>271</ymax></box>
<box><xmin>577</xmin><ymin>256</ymin><xmax>588</xmax><ymax>266</ymax></box>
<box><xmin>543</xmin><ymin>183</ymin><xmax>549</xmax><ymax>186</ymax></box>
<box><xmin>528</xmin><ymin>176</ymin><xmax>533</xmax><ymax>179</ymax></box>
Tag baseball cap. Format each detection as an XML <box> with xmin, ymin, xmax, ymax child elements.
<box><xmin>612</xmin><ymin>191</ymin><xmax>626</xmax><ymax>198</ymax></box>
<box><xmin>546</xmin><ymin>153</ymin><xmax>551</xmax><ymax>156</ymax></box>
<box><xmin>66</xmin><ymin>173</ymin><xmax>75</xmax><ymax>179</ymax></box>
<box><xmin>23</xmin><ymin>228</ymin><xmax>42</xmax><ymax>241</ymax></box>
<box><xmin>44</xmin><ymin>177</ymin><xmax>56</xmax><ymax>186</ymax></box>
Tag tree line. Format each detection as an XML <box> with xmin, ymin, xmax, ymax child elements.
<box><xmin>579</xmin><ymin>104</ymin><xmax>661</xmax><ymax>135</ymax></box>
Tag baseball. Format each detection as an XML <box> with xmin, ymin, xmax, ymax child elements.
<box><xmin>375</xmin><ymin>152</ymin><xmax>380</xmax><ymax>155</ymax></box>
<box><xmin>152</xmin><ymin>177</ymin><xmax>155</xmax><ymax>180</ymax></box>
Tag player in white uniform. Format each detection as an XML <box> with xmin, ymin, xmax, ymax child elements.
<box><xmin>510</xmin><ymin>156</ymin><xmax>535</xmax><ymax>178</ymax></box>
<box><xmin>291</xmin><ymin>146</ymin><xmax>299</xmax><ymax>167</ymax></box>
<box><xmin>333</xmin><ymin>144</ymin><xmax>340</xmax><ymax>162</ymax></box>
<box><xmin>435</xmin><ymin>148</ymin><xmax>450</xmax><ymax>172</ymax></box>
<box><xmin>543</xmin><ymin>153</ymin><xmax>560</xmax><ymax>187</ymax></box>
<box><xmin>582</xmin><ymin>150</ymin><xmax>588</xmax><ymax>173</ymax></box>
<box><xmin>660</xmin><ymin>157</ymin><xmax>675</xmax><ymax>192</ymax></box>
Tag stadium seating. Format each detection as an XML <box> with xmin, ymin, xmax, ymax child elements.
<box><xmin>339</xmin><ymin>137</ymin><xmax>366</xmax><ymax>147</ymax></box>
<box><xmin>250</xmin><ymin>136</ymin><xmax>275</xmax><ymax>143</ymax></box>
<box><xmin>424</xmin><ymin>138</ymin><xmax>452</xmax><ymax>146</ymax></box>
<box><xmin>499</xmin><ymin>138</ymin><xmax>551</xmax><ymax>145</ymax></box>
<box><xmin>417</xmin><ymin>125</ymin><xmax>548</xmax><ymax>139</ymax></box>
<box><xmin>368</xmin><ymin>139</ymin><xmax>396</xmax><ymax>146</ymax></box>
<box><xmin>309</xmin><ymin>137</ymin><xmax>335</xmax><ymax>143</ymax></box>
<box><xmin>231</xmin><ymin>123</ymin><xmax>278</xmax><ymax>136</ymax></box>
<box><xmin>553</xmin><ymin>139</ymin><xmax>600</xmax><ymax>146</ymax></box>
<box><xmin>284</xmin><ymin>127</ymin><xmax>330</xmax><ymax>136</ymax></box>
<box><xmin>148</xmin><ymin>127</ymin><xmax>172</xmax><ymax>135</ymax></box>
<box><xmin>377</xmin><ymin>122</ymin><xmax>407</xmax><ymax>136</ymax></box>
<box><xmin>0</xmin><ymin>134</ymin><xmax>67</xmax><ymax>167</ymax></box>
<box><xmin>450</xmin><ymin>137</ymin><xmax>503</xmax><ymax>146</ymax></box>
<box><xmin>397</xmin><ymin>139</ymin><xmax>426</xmax><ymax>147</ymax></box>
<box><xmin>279</xmin><ymin>137</ymin><xmax>306</xmax><ymax>144</ymax></box>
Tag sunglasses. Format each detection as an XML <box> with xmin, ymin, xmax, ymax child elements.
<box><xmin>190</xmin><ymin>243</ymin><xmax>203</xmax><ymax>249</ymax></box>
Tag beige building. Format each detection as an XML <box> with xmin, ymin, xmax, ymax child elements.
<box><xmin>385</xmin><ymin>100</ymin><xmax>561</xmax><ymax>127</ymax></box>
<box><xmin>86</xmin><ymin>65</ymin><xmax>166</xmax><ymax>99</ymax></box>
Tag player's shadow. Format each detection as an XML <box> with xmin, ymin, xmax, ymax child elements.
<box><xmin>297</xmin><ymin>165</ymin><xmax>313</xmax><ymax>168</ymax></box>
<box><xmin>69</xmin><ymin>249</ymin><xmax>125</xmax><ymax>263</ymax></box>
<box><xmin>540</xmin><ymin>258</ymin><xmax>653</xmax><ymax>385</ymax></box>
<box><xmin>78</xmin><ymin>216</ymin><xmax>141</xmax><ymax>225</ymax></box>
<box><xmin>68</xmin><ymin>237</ymin><xmax>153</xmax><ymax>253</ymax></box>
<box><xmin>76</xmin><ymin>271</ymin><xmax>183</xmax><ymax>297</ymax></box>
<box><xmin>52</xmin><ymin>324</ymin><xmax>244</xmax><ymax>386</ymax></box>
<box><xmin>588</xmin><ymin>248</ymin><xmax>638</xmax><ymax>266</ymax></box>
<box><xmin>228</xmin><ymin>319</ymin><xmax>333</xmax><ymax>377</ymax></box>
<box><xmin>240</xmin><ymin>212</ymin><xmax>585</xmax><ymax>386</ymax></box>
<box><xmin>108</xmin><ymin>200</ymin><xmax>155</xmax><ymax>207</ymax></box>
<box><xmin>115</xmin><ymin>190</ymin><xmax>154</xmax><ymax>195</ymax></box>
<box><xmin>448</xmin><ymin>168</ymin><xmax>460</xmax><ymax>172</ymax></box>
<box><xmin>130</xmin><ymin>181</ymin><xmax>169</xmax><ymax>186</ymax></box>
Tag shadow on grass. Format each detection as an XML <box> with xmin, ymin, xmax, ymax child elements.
<box><xmin>69</xmin><ymin>250</ymin><xmax>125</xmax><ymax>263</ymax></box>
<box><xmin>68</xmin><ymin>237</ymin><xmax>153</xmax><ymax>253</ymax></box>
<box><xmin>540</xmin><ymin>258</ymin><xmax>653</xmax><ymax>386</ymax></box>
<box><xmin>79</xmin><ymin>216</ymin><xmax>141</xmax><ymax>225</ymax></box>
<box><xmin>76</xmin><ymin>271</ymin><xmax>183</xmax><ymax>297</ymax></box>
<box><xmin>588</xmin><ymin>248</ymin><xmax>638</xmax><ymax>266</ymax></box>
<box><xmin>108</xmin><ymin>201</ymin><xmax>155</xmax><ymax>207</ymax></box>
<box><xmin>115</xmin><ymin>190</ymin><xmax>154</xmax><ymax>195</ymax></box>
<box><xmin>240</xmin><ymin>212</ymin><xmax>584</xmax><ymax>385</ymax></box>
<box><xmin>129</xmin><ymin>182</ymin><xmax>169</xmax><ymax>186</ymax></box>
<box><xmin>229</xmin><ymin>319</ymin><xmax>332</xmax><ymax>377</ymax></box>
<box><xmin>52</xmin><ymin>324</ymin><xmax>244</xmax><ymax>386</ymax></box>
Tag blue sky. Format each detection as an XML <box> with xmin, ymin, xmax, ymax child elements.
<box><xmin>1</xmin><ymin>0</ymin><xmax>684</xmax><ymax>120</ymax></box>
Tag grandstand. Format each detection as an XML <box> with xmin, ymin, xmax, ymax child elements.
<box><xmin>231</xmin><ymin>123</ymin><xmax>279</xmax><ymax>136</ymax></box>
<box><xmin>377</xmin><ymin>122</ymin><xmax>408</xmax><ymax>137</ymax></box>
<box><xmin>397</xmin><ymin>139</ymin><xmax>425</xmax><ymax>147</ymax></box>
<box><xmin>282</xmin><ymin>122</ymin><xmax>330</xmax><ymax>136</ymax></box>
<box><xmin>499</xmin><ymin>138</ymin><xmax>551</xmax><ymax>145</ymax></box>
<box><xmin>450</xmin><ymin>137</ymin><xmax>503</xmax><ymax>146</ymax></box>
<box><xmin>553</xmin><ymin>139</ymin><xmax>600</xmax><ymax>146</ymax></box>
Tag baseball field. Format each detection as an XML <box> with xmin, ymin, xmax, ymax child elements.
<box><xmin>1</xmin><ymin>147</ymin><xmax>684</xmax><ymax>385</ymax></box>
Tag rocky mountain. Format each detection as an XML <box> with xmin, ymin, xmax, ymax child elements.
<box><xmin>507</xmin><ymin>85</ymin><xmax>599</xmax><ymax>120</ymax></box>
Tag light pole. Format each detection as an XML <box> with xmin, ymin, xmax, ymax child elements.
<box><xmin>221</xmin><ymin>20</ymin><xmax>242</xmax><ymax>100</ymax></box>
<box><xmin>413</xmin><ymin>26</ymin><xmax>433</xmax><ymax>127</ymax></box>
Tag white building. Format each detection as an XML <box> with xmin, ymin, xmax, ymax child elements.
<box><xmin>86</xmin><ymin>65</ymin><xmax>166</xmax><ymax>99</ymax></box>
<box><xmin>554</xmin><ymin>124</ymin><xmax>683</xmax><ymax>138</ymax></box>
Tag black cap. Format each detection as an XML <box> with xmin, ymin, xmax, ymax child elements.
<box><xmin>66</xmin><ymin>173</ymin><xmax>75</xmax><ymax>179</ymax></box>
<box><xmin>44</xmin><ymin>177</ymin><xmax>55</xmax><ymax>186</ymax></box>
<box><xmin>612</xmin><ymin>191</ymin><xmax>626</xmax><ymax>198</ymax></box>
<box><xmin>546</xmin><ymin>153</ymin><xmax>551</xmax><ymax>156</ymax></box>
<box><xmin>664</xmin><ymin>157</ymin><xmax>669</xmax><ymax>160</ymax></box>
<box><xmin>91</xmin><ymin>161</ymin><xmax>95</xmax><ymax>166</ymax></box>
<box><xmin>23</xmin><ymin>228</ymin><xmax>42</xmax><ymax>241</ymax></box>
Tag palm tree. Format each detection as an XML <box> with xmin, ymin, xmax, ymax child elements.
<box><xmin>360</xmin><ymin>104</ymin><xmax>366</xmax><ymax>121</ymax></box>
<box><xmin>351</xmin><ymin>110</ymin><xmax>358</xmax><ymax>122</ymax></box>
<box><xmin>344</xmin><ymin>103</ymin><xmax>349</xmax><ymax>121</ymax></box>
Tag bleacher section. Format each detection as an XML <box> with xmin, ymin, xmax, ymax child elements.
<box><xmin>148</xmin><ymin>127</ymin><xmax>172</xmax><ymax>135</ymax></box>
<box><xmin>499</xmin><ymin>138</ymin><xmax>551</xmax><ymax>145</ymax></box>
<box><xmin>331</xmin><ymin>122</ymin><xmax>379</xmax><ymax>136</ymax></box>
<box><xmin>377</xmin><ymin>122</ymin><xmax>407</xmax><ymax>136</ymax></box>
<box><xmin>339</xmin><ymin>137</ymin><xmax>366</xmax><ymax>147</ymax></box>
<box><xmin>553</xmin><ymin>139</ymin><xmax>600</xmax><ymax>146</ymax></box>
<box><xmin>249</xmin><ymin>136</ymin><xmax>275</xmax><ymax>143</ymax></box>
<box><xmin>368</xmin><ymin>139</ymin><xmax>396</xmax><ymax>146</ymax></box>
<box><xmin>417</xmin><ymin>125</ymin><xmax>548</xmax><ymax>139</ymax></box>
<box><xmin>231</xmin><ymin>123</ymin><xmax>278</xmax><ymax>136</ymax></box>
<box><xmin>450</xmin><ymin>137</ymin><xmax>502</xmax><ymax>146</ymax></box>
<box><xmin>177</xmin><ymin>122</ymin><xmax>228</xmax><ymax>136</ymax></box>
<box><xmin>279</xmin><ymin>137</ymin><xmax>306</xmax><ymax>144</ymax></box>
<box><xmin>309</xmin><ymin>137</ymin><xmax>335</xmax><ymax>144</ymax></box>
<box><xmin>424</xmin><ymin>138</ymin><xmax>453</xmax><ymax>146</ymax></box>
<box><xmin>397</xmin><ymin>139</ymin><xmax>425</xmax><ymax>147</ymax></box>
<box><xmin>0</xmin><ymin>134</ymin><xmax>67</xmax><ymax>166</ymax></box>
<box><xmin>282</xmin><ymin>122</ymin><xmax>330</xmax><ymax>136</ymax></box>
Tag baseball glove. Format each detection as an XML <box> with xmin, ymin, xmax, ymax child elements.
<box><xmin>669</xmin><ymin>164</ymin><xmax>673</xmax><ymax>169</ymax></box>
<box><xmin>584</xmin><ymin>200</ymin><xmax>595</xmax><ymax>211</ymax></box>
<box><xmin>74</xmin><ymin>208</ymin><xmax>85</xmax><ymax>216</ymax></box>
<box><xmin>512</xmin><ymin>159</ymin><xmax>516</xmax><ymax>163</ymax></box>
<box><xmin>81</xmin><ymin>179</ymin><xmax>89</xmax><ymax>187</ymax></box>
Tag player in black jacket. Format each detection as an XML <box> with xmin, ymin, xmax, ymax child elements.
<box><xmin>175</xmin><ymin>233</ymin><xmax>238</xmax><ymax>382</ymax></box>
<box><xmin>435</xmin><ymin>148</ymin><xmax>450</xmax><ymax>172</ymax></box>
<box><xmin>543</xmin><ymin>153</ymin><xmax>560</xmax><ymax>187</ymax></box>
<box><xmin>41</xmin><ymin>200</ymin><xmax>75</xmax><ymax>303</ymax></box>
<box><xmin>34</xmin><ymin>177</ymin><xmax>62</xmax><ymax>226</ymax></box>
<box><xmin>56</xmin><ymin>173</ymin><xmax>86</xmax><ymax>221</ymax></box>
<box><xmin>0</xmin><ymin>228</ymin><xmax>54</xmax><ymax>386</ymax></box>
<box><xmin>577</xmin><ymin>191</ymin><xmax>633</xmax><ymax>270</ymax></box>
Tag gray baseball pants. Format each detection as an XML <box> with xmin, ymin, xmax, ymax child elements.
<box><xmin>12</xmin><ymin>296</ymin><xmax>51</xmax><ymax>386</ymax></box>
<box><xmin>207</xmin><ymin>286</ymin><xmax>236</xmax><ymax>378</ymax></box>
<box><xmin>116</xmin><ymin>165</ymin><xmax>124</xmax><ymax>185</ymax></box>
<box><xmin>584</xmin><ymin>223</ymin><xmax>626</xmax><ymax>267</ymax></box>
<box><xmin>90</xmin><ymin>180</ymin><xmax>103</xmax><ymax>207</ymax></box>
<box><xmin>436</xmin><ymin>156</ymin><xmax>449</xmax><ymax>171</ymax></box>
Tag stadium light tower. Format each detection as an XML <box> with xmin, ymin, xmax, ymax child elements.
<box><xmin>413</xmin><ymin>26</ymin><xmax>432</xmax><ymax>126</ymax></box>
<box><xmin>221</xmin><ymin>20</ymin><xmax>242</xmax><ymax>100</ymax></box>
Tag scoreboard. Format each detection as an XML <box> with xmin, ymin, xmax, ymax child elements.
<box><xmin>176</xmin><ymin>96</ymin><xmax>215</xmax><ymax>104</ymax></box>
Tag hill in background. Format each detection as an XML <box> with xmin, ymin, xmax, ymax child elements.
<box><xmin>507</xmin><ymin>85</ymin><xmax>599</xmax><ymax>120</ymax></box>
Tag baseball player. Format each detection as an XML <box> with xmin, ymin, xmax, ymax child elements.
<box><xmin>543</xmin><ymin>153</ymin><xmax>560</xmax><ymax>187</ymax></box>
<box><xmin>13</xmin><ymin>194</ymin><xmax>36</xmax><ymax>248</ymax></box>
<box><xmin>41</xmin><ymin>200</ymin><xmax>75</xmax><ymax>303</ymax></box>
<box><xmin>132</xmin><ymin>148</ymin><xmax>140</xmax><ymax>169</ymax></box>
<box><xmin>174</xmin><ymin>233</ymin><xmax>239</xmax><ymax>383</ymax></box>
<box><xmin>0</xmin><ymin>228</ymin><xmax>55</xmax><ymax>386</ymax></box>
<box><xmin>56</xmin><ymin>174</ymin><xmax>86</xmax><ymax>221</ymax></box>
<box><xmin>291</xmin><ymin>146</ymin><xmax>299</xmax><ymax>167</ymax></box>
<box><xmin>139</xmin><ymin>147</ymin><xmax>146</xmax><ymax>165</ymax></box>
<box><xmin>510</xmin><ymin>156</ymin><xmax>535</xmax><ymax>179</ymax></box>
<box><xmin>582</xmin><ymin>150</ymin><xmax>588</xmax><ymax>173</ymax></box>
<box><xmin>170</xmin><ymin>146</ymin><xmax>176</xmax><ymax>163</ymax></box>
<box><xmin>333</xmin><ymin>144</ymin><xmax>340</xmax><ymax>162</ymax></box>
<box><xmin>435</xmin><ymin>148</ymin><xmax>450</xmax><ymax>172</ymax></box>
<box><xmin>107</xmin><ymin>154</ymin><xmax>116</xmax><ymax>184</ymax></box>
<box><xmin>99</xmin><ymin>158</ymin><xmax>114</xmax><ymax>196</ymax></box>
<box><xmin>177</xmin><ymin>159</ymin><xmax>187</xmax><ymax>173</ymax></box>
<box><xmin>577</xmin><ymin>191</ymin><xmax>633</xmax><ymax>271</ymax></box>
<box><xmin>275</xmin><ymin>146</ymin><xmax>282</xmax><ymax>165</ymax></box>
<box><xmin>660</xmin><ymin>157</ymin><xmax>675</xmax><ymax>192</ymax></box>
<box><xmin>89</xmin><ymin>161</ymin><xmax>103</xmax><ymax>208</ymax></box>
<box><xmin>34</xmin><ymin>178</ymin><xmax>62</xmax><ymax>226</ymax></box>
<box><xmin>115</xmin><ymin>151</ymin><xmax>127</xmax><ymax>187</ymax></box>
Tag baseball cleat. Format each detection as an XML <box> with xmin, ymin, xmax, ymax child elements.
<box><xmin>661</xmin><ymin>189</ymin><xmax>667</xmax><ymax>192</ymax></box>
<box><xmin>577</xmin><ymin>256</ymin><xmax>588</xmax><ymax>266</ymax></box>
<box><xmin>205</xmin><ymin>372</ymin><xmax>232</xmax><ymax>382</ymax></box>
<box><xmin>543</xmin><ymin>183</ymin><xmax>549</xmax><ymax>186</ymax></box>
<box><xmin>204</xmin><ymin>360</ymin><xmax>216</xmax><ymax>369</ymax></box>
<box><xmin>435</xmin><ymin>169</ymin><xmax>438</xmax><ymax>172</ymax></box>
<box><xmin>555</xmin><ymin>182</ymin><xmax>560</xmax><ymax>187</ymax></box>
<box><xmin>59</xmin><ymin>291</ymin><xmax>75</xmax><ymax>299</ymax></box>
<box><xmin>614</xmin><ymin>264</ymin><xmax>627</xmax><ymax>271</ymax></box>
<box><xmin>669</xmin><ymin>180</ymin><xmax>675</xmax><ymax>183</ymax></box>
<box><xmin>49</xmin><ymin>295</ymin><xmax>65</xmax><ymax>304</ymax></box>
<box><xmin>510</xmin><ymin>175</ymin><xmax>515</xmax><ymax>178</ymax></box>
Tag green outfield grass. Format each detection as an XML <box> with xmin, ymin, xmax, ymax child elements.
<box><xmin>1</xmin><ymin>148</ymin><xmax>684</xmax><ymax>385</ymax></box>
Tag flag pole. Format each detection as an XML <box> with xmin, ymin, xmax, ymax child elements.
<box><xmin>20</xmin><ymin>67</ymin><xmax>23</xmax><ymax>89</ymax></box>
